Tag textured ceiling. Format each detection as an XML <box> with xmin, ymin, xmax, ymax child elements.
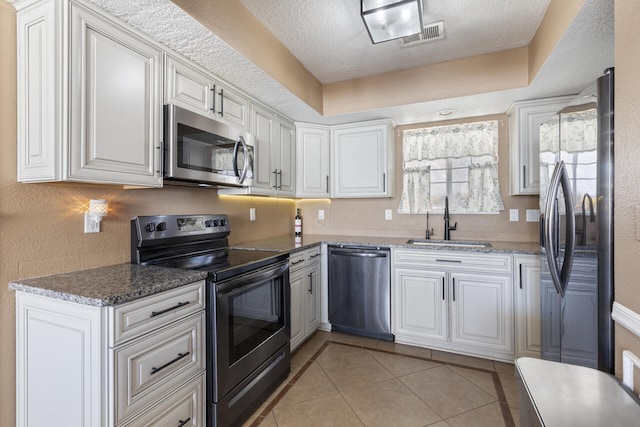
<box><xmin>239</xmin><ymin>0</ymin><xmax>552</xmax><ymax>84</ymax></box>
<box><xmin>47</xmin><ymin>0</ymin><xmax>614</xmax><ymax>126</ymax></box>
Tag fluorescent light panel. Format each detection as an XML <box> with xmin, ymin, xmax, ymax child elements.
<box><xmin>361</xmin><ymin>0</ymin><xmax>423</xmax><ymax>44</ymax></box>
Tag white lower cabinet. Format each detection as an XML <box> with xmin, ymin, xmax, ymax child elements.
<box><xmin>393</xmin><ymin>249</ymin><xmax>515</xmax><ymax>362</ymax></box>
<box><xmin>290</xmin><ymin>246</ymin><xmax>322</xmax><ymax>351</ymax></box>
<box><xmin>515</xmin><ymin>255</ymin><xmax>541</xmax><ymax>358</ymax></box>
<box><xmin>15</xmin><ymin>281</ymin><xmax>206</xmax><ymax>427</ymax></box>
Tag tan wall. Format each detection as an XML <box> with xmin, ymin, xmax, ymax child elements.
<box><xmin>528</xmin><ymin>0</ymin><xmax>585</xmax><ymax>82</ymax></box>
<box><xmin>0</xmin><ymin>3</ymin><xmax>294</xmax><ymax>424</ymax></box>
<box><xmin>300</xmin><ymin>115</ymin><xmax>539</xmax><ymax>242</ymax></box>
<box><xmin>613</xmin><ymin>0</ymin><xmax>640</xmax><ymax>387</ymax></box>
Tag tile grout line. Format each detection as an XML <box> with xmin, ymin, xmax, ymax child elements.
<box><xmin>248</xmin><ymin>341</ymin><xmax>331</xmax><ymax>427</ymax></box>
<box><xmin>327</xmin><ymin>339</ymin><xmax>517</xmax><ymax>426</ymax></box>
<box><xmin>249</xmin><ymin>336</ymin><xmax>517</xmax><ymax>426</ymax></box>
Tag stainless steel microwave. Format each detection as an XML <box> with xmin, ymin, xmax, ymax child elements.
<box><xmin>164</xmin><ymin>104</ymin><xmax>254</xmax><ymax>187</ymax></box>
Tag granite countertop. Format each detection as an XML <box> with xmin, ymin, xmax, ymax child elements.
<box><xmin>9</xmin><ymin>235</ymin><xmax>539</xmax><ymax>308</ymax></box>
<box><xmin>232</xmin><ymin>234</ymin><xmax>541</xmax><ymax>255</ymax></box>
<box><xmin>9</xmin><ymin>263</ymin><xmax>208</xmax><ymax>307</ymax></box>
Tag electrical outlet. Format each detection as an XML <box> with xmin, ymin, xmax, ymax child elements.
<box><xmin>385</xmin><ymin>209</ymin><xmax>392</xmax><ymax>220</ymax></box>
<box><xmin>84</xmin><ymin>213</ymin><xmax>100</xmax><ymax>233</ymax></box>
<box><xmin>250</xmin><ymin>208</ymin><xmax>256</xmax><ymax>221</ymax></box>
<box><xmin>318</xmin><ymin>209</ymin><xmax>325</xmax><ymax>220</ymax></box>
<box><xmin>526</xmin><ymin>209</ymin><xmax>540</xmax><ymax>222</ymax></box>
<box><xmin>509</xmin><ymin>209</ymin><xmax>519</xmax><ymax>222</ymax></box>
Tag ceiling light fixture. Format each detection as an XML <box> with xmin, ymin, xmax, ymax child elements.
<box><xmin>361</xmin><ymin>0</ymin><xmax>424</xmax><ymax>44</ymax></box>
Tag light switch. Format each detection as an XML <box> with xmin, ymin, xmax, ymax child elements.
<box><xmin>250</xmin><ymin>208</ymin><xmax>256</xmax><ymax>221</ymax></box>
<box><xmin>509</xmin><ymin>209</ymin><xmax>519</xmax><ymax>222</ymax></box>
<box><xmin>318</xmin><ymin>209</ymin><xmax>325</xmax><ymax>220</ymax></box>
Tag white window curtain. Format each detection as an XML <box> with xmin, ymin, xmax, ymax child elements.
<box><xmin>398</xmin><ymin>120</ymin><xmax>504</xmax><ymax>214</ymax></box>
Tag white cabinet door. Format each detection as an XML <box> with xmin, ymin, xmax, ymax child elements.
<box><xmin>331</xmin><ymin>120</ymin><xmax>394</xmax><ymax>198</ymax></box>
<box><xmin>16</xmin><ymin>293</ymin><xmax>103</xmax><ymax>427</ymax></box>
<box><xmin>296</xmin><ymin>124</ymin><xmax>330</xmax><ymax>198</ymax></box>
<box><xmin>507</xmin><ymin>96</ymin><xmax>572</xmax><ymax>195</ymax></box>
<box><xmin>289</xmin><ymin>267</ymin><xmax>305</xmax><ymax>351</ymax></box>
<box><xmin>16</xmin><ymin>0</ymin><xmax>62</xmax><ymax>182</ymax></box>
<box><xmin>394</xmin><ymin>268</ymin><xmax>448</xmax><ymax>344</ymax></box>
<box><xmin>165</xmin><ymin>54</ymin><xmax>215</xmax><ymax>117</ymax></box>
<box><xmin>216</xmin><ymin>82</ymin><xmax>249</xmax><ymax>130</ymax></box>
<box><xmin>250</xmin><ymin>103</ymin><xmax>276</xmax><ymax>193</ymax></box>
<box><xmin>274</xmin><ymin>116</ymin><xmax>296</xmax><ymax>196</ymax></box>
<box><xmin>68</xmin><ymin>3</ymin><xmax>162</xmax><ymax>186</ymax></box>
<box><xmin>515</xmin><ymin>255</ymin><xmax>541</xmax><ymax>358</ymax></box>
<box><xmin>290</xmin><ymin>247</ymin><xmax>322</xmax><ymax>351</ymax></box>
<box><xmin>450</xmin><ymin>272</ymin><xmax>514</xmax><ymax>354</ymax></box>
<box><xmin>165</xmin><ymin>55</ymin><xmax>249</xmax><ymax>131</ymax></box>
<box><xmin>306</xmin><ymin>260</ymin><xmax>322</xmax><ymax>333</ymax></box>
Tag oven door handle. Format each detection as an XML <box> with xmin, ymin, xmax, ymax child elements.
<box><xmin>216</xmin><ymin>260</ymin><xmax>289</xmax><ymax>296</ymax></box>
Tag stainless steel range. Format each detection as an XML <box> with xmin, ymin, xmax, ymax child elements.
<box><xmin>131</xmin><ymin>214</ymin><xmax>290</xmax><ymax>426</ymax></box>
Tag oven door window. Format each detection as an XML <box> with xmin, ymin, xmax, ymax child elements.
<box><xmin>177</xmin><ymin>123</ymin><xmax>253</xmax><ymax>177</ymax></box>
<box><xmin>226</xmin><ymin>277</ymin><xmax>285</xmax><ymax>365</ymax></box>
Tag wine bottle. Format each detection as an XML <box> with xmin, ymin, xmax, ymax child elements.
<box><xmin>294</xmin><ymin>208</ymin><xmax>302</xmax><ymax>241</ymax></box>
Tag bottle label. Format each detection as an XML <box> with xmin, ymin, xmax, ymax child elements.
<box><xmin>294</xmin><ymin>219</ymin><xmax>301</xmax><ymax>234</ymax></box>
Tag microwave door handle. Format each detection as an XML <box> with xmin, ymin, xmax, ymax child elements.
<box><xmin>234</xmin><ymin>135</ymin><xmax>249</xmax><ymax>184</ymax></box>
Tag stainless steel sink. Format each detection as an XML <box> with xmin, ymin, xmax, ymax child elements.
<box><xmin>406</xmin><ymin>239</ymin><xmax>492</xmax><ymax>248</ymax></box>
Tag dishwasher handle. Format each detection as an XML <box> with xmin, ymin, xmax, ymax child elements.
<box><xmin>329</xmin><ymin>247</ymin><xmax>389</xmax><ymax>258</ymax></box>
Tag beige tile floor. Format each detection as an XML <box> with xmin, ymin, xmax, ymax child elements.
<box><xmin>243</xmin><ymin>331</ymin><xmax>520</xmax><ymax>427</ymax></box>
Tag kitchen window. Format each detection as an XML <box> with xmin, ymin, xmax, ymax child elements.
<box><xmin>398</xmin><ymin>120</ymin><xmax>504</xmax><ymax>214</ymax></box>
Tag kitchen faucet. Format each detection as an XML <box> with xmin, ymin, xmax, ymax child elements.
<box><xmin>444</xmin><ymin>196</ymin><xmax>457</xmax><ymax>240</ymax></box>
<box><xmin>425</xmin><ymin>212</ymin><xmax>434</xmax><ymax>239</ymax></box>
<box><xmin>576</xmin><ymin>193</ymin><xmax>595</xmax><ymax>246</ymax></box>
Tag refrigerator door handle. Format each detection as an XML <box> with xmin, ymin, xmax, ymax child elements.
<box><xmin>544</xmin><ymin>161</ymin><xmax>576</xmax><ymax>297</ymax></box>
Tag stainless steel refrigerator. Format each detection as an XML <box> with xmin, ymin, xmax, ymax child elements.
<box><xmin>539</xmin><ymin>68</ymin><xmax>614</xmax><ymax>373</ymax></box>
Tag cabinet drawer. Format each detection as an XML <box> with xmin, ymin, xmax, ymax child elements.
<box><xmin>120</xmin><ymin>374</ymin><xmax>205</xmax><ymax>427</ymax></box>
<box><xmin>394</xmin><ymin>249</ymin><xmax>512</xmax><ymax>274</ymax></box>
<box><xmin>290</xmin><ymin>251</ymin><xmax>307</xmax><ymax>272</ymax></box>
<box><xmin>114</xmin><ymin>312</ymin><xmax>205</xmax><ymax>424</ymax></box>
<box><xmin>109</xmin><ymin>281</ymin><xmax>205</xmax><ymax>346</ymax></box>
<box><xmin>306</xmin><ymin>245</ymin><xmax>321</xmax><ymax>263</ymax></box>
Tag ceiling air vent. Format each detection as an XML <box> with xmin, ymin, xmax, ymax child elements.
<box><xmin>400</xmin><ymin>21</ymin><xmax>444</xmax><ymax>47</ymax></box>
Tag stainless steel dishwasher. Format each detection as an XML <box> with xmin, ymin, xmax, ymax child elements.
<box><xmin>328</xmin><ymin>245</ymin><xmax>393</xmax><ymax>341</ymax></box>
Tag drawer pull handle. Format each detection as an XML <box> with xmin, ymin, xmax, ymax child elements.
<box><xmin>309</xmin><ymin>253</ymin><xmax>320</xmax><ymax>258</ymax></box>
<box><xmin>150</xmin><ymin>352</ymin><xmax>190</xmax><ymax>375</ymax></box>
<box><xmin>150</xmin><ymin>301</ymin><xmax>190</xmax><ymax>318</ymax></box>
<box><xmin>435</xmin><ymin>259</ymin><xmax>462</xmax><ymax>263</ymax></box>
<box><xmin>177</xmin><ymin>417</ymin><xmax>191</xmax><ymax>427</ymax></box>
<box><xmin>291</xmin><ymin>259</ymin><xmax>305</xmax><ymax>265</ymax></box>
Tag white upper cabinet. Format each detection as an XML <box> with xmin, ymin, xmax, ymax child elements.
<box><xmin>16</xmin><ymin>0</ymin><xmax>163</xmax><ymax>186</ymax></box>
<box><xmin>68</xmin><ymin>3</ymin><xmax>163</xmax><ymax>186</ymax></box>
<box><xmin>295</xmin><ymin>123</ymin><xmax>330</xmax><ymax>198</ymax></box>
<box><xmin>507</xmin><ymin>96</ymin><xmax>573</xmax><ymax>195</ymax></box>
<box><xmin>274</xmin><ymin>115</ymin><xmax>296</xmax><ymax>196</ymax></box>
<box><xmin>164</xmin><ymin>54</ymin><xmax>249</xmax><ymax>131</ymax></box>
<box><xmin>331</xmin><ymin>120</ymin><xmax>394</xmax><ymax>198</ymax></box>
<box><xmin>219</xmin><ymin>103</ymin><xmax>295</xmax><ymax>196</ymax></box>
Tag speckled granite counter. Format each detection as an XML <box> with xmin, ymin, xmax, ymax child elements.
<box><xmin>8</xmin><ymin>263</ymin><xmax>208</xmax><ymax>307</ymax></box>
<box><xmin>232</xmin><ymin>234</ymin><xmax>540</xmax><ymax>255</ymax></box>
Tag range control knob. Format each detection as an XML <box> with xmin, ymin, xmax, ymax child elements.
<box><xmin>204</xmin><ymin>220</ymin><xmax>214</xmax><ymax>228</ymax></box>
<box><xmin>145</xmin><ymin>222</ymin><xmax>156</xmax><ymax>233</ymax></box>
<box><xmin>219</xmin><ymin>219</ymin><xmax>226</xmax><ymax>227</ymax></box>
<box><xmin>156</xmin><ymin>222</ymin><xmax>167</xmax><ymax>232</ymax></box>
